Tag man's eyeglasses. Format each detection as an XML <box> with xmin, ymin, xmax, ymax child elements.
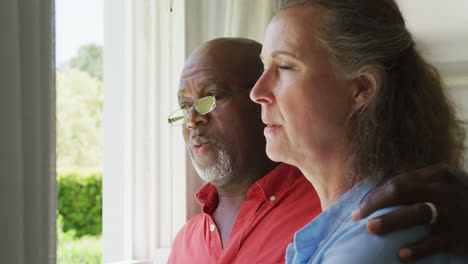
<box><xmin>168</xmin><ymin>87</ymin><xmax>249</xmax><ymax>126</ymax></box>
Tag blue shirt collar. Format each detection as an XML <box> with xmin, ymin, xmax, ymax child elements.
<box><xmin>289</xmin><ymin>172</ymin><xmax>385</xmax><ymax>263</ymax></box>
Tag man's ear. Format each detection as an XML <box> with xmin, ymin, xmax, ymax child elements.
<box><xmin>352</xmin><ymin>67</ymin><xmax>378</xmax><ymax>109</ymax></box>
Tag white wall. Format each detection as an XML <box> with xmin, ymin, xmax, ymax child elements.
<box><xmin>398</xmin><ymin>0</ymin><xmax>468</xmax><ymax>168</ymax></box>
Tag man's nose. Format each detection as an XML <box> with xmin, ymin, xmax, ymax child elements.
<box><xmin>185</xmin><ymin>108</ymin><xmax>209</xmax><ymax>129</ymax></box>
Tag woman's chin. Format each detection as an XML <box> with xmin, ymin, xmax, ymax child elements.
<box><xmin>266</xmin><ymin>143</ymin><xmax>288</xmax><ymax>163</ymax></box>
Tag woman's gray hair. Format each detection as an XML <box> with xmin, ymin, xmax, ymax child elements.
<box><xmin>275</xmin><ymin>0</ymin><xmax>466</xmax><ymax>181</ymax></box>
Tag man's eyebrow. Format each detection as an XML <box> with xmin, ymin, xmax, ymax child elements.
<box><xmin>177</xmin><ymin>90</ymin><xmax>185</xmax><ymax>99</ymax></box>
<box><xmin>198</xmin><ymin>78</ymin><xmax>218</xmax><ymax>89</ymax></box>
<box><xmin>177</xmin><ymin>78</ymin><xmax>219</xmax><ymax>99</ymax></box>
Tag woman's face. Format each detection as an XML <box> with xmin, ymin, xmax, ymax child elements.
<box><xmin>250</xmin><ymin>6</ymin><xmax>357</xmax><ymax>167</ymax></box>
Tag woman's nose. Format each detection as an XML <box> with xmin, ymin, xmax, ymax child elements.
<box><xmin>250</xmin><ymin>69</ymin><xmax>274</xmax><ymax>105</ymax></box>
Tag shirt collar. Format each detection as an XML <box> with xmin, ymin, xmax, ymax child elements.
<box><xmin>195</xmin><ymin>183</ymin><xmax>218</xmax><ymax>214</ymax></box>
<box><xmin>290</xmin><ymin>171</ymin><xmax>385</xmax><ymax>262</ymax></box>
<box><xmin>195</xmin><ymin>163</ymin><xmax>303</xmax><ymax>214</ymax></box>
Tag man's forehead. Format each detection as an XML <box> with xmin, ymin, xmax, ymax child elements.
<box><xmin>179</xmin><ymin>67</ymin><xmax>219</xmax><ymax>87</ymax></box>
<box><xmin>178</xmin><ymin>59</ymin><xmax>229</xmax><ymax>95</ymax></box>
<box><xmin>181</xmin><ymin>46</ymin><xmax>236</xmax><ymax>77</ymax></box>
<box><xmin>181</xmin><ymin>55</ymin><xmax>228</xmax><ymax>75</ymax></box>
<box><xmin>180</xmin><ymin>65</ymin><xmax>215</xmax><ymax>79</ymax></box>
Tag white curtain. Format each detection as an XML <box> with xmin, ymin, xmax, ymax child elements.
<box><xmin>185</xmin><ymin>0</ymin><xmax>273</xmax><ymax>52</ymax></box>
<box><xmin>224</xmin><ymin>0</ymin><xmax>274</xmax><ymax>42</ymax></box>
<box><xmin>104</xmin><ymin>0</ymin><xmax>187</xmax><ymax>262</ymax></box>
<box><xmin>0</xmin><ymin>1</ymin><xmax>56</xmax><ymax>264</ymax></box>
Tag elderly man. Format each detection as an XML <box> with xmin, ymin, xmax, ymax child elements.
<box><xmin>167</xmin><ymin>38</ymin><xmax>468</xmax><ymax>264</ymax></box>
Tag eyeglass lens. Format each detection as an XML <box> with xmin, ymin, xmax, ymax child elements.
<box><xmin>194</xmin><ymin>96</ymin><xmax>216</xmax><ymax>115</ymax></box>
<box><xmin>168</xmin><ymin>96</ymin><xmax>216</xmax><ymax>126</ymax></box>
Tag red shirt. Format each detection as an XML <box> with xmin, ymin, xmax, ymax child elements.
<box><xmin>168</xmin><ymin>163</ymin><xmax>321</xmax><ymax>264</ymax></box>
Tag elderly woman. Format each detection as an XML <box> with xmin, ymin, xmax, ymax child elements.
<box><xmin>250</xmin><ymin>0</ymin><xmax>467</xmax><ymax>263</ymax></box>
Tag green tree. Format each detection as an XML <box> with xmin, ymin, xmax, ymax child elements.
<box><xmin>68</xmin><ymin>43</ymin><xmax>103</xmax><ymax>81</ymax></box>
<box><xmin>56</xmin><ymin>43</ymin><xmax>104</xmax><ymax>264</ymax></box>
<box><xmin>56</xmin><ymin>69</ymin><xmax>103</xmax><ymax>170</ymax></box>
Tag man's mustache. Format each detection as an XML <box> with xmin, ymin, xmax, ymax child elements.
<box><xmin>189</xmin><ymin>132</ymin><xmax>219</xmax><ymax>148</ymax></box>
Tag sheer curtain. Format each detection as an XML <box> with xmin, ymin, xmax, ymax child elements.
<box><xmin>104</xmin><ymin>0</ymin><xmax>187</xmax><ymax>262</ymax></box>
<box><xmin>224</xmin><ymin>0</ymin><xmax>274</xmax><ymax>42</ymax></box>
<box><xmin>0</xmin><ymin>1</ymin><xmax>56</xmax><ymax>264</ymax></box>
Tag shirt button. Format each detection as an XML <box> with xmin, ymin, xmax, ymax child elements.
<box><xmin>210</xmin><ymin>224</ymin><xmax>215</xmax><ymax>232</ymax></box>
<box><xmin>270</xmin><ymin>195</ymin><xmax>276</xmax><ymax>201</ymax></box>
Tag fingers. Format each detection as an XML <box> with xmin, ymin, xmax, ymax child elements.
<box><xmin>353</xmin><ymin>179</ymin><xmax>426</xmax><ymax>221</ymax></box>
<box><xmin>352</xmin><ymin>181</ymin><xmax>402</xmax><ymax>221</ymax></box>
<box><xmin>353</xmin><ymin>164</ymin><xmax>454</xmax><ymax>221</ymax></box>
<box><xmin>351</xmin><ymin>164</ymin><xmax>468</xmax><ymax>258</ymax></box>
<box><xmin>398</xmin><ymin>234</ymin><xmax>447</xmax><ymax>262</ymax></box>
<box><xmin>366</xmin><ymin>203</ymin><xmax>433</xmax><ymax>235</ymax></box>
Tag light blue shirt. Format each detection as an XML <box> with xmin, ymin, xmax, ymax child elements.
<box><xmin>285</xmin><ymin>173</ymin><xmax>468</xmax><ymax>264</ymax></box>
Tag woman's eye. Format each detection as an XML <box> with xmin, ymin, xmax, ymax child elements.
<box><xmin>278</xmin><ymin>64</ymin><xmax>292</xmax><ymax>70</ymax></box>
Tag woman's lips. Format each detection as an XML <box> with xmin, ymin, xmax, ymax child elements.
<box><xmin>264</xmin><ymin>124</ymin><xmax>282</xmax><ymax>134</ymax></box>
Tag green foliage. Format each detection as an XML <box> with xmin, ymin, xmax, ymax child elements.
<box><xmin>57</xmin><ymin>235</ymin><xmax>102</xmax><ymax>264</ymax></box>
<box><xmin>58</xmin><ymin>171</ymin><xmax>102</xmax><ymax>237</ymax></box>
<box><xmin>57</xmin><ymin>213</ymin><xmax>102</xmax><ymax>264</ymax></box>
<box><xmin>56</xmin><ymin>69</ymin><xmax>103</xmax><ymax>171</ymax></box>
<box><xmin>56</xmin><ymin>43</ymin><xmax>103</xmax><ymax>263</ymax></box>
<box><xmin>68</xmin><ymin>43</ymin><xmax>103</xmax><ymax>81</ymax></box>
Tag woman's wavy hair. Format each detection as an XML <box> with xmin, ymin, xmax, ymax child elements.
<box><xmin>276</xmin><ymin>0</ymin><xmax>466</xmax><ymax>180</ymax></box>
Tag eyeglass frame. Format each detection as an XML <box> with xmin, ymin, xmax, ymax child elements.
<box><xmin>168</xmin><ymin>86</ymin><xmax>250</xmax><ymax>126</ymax></box>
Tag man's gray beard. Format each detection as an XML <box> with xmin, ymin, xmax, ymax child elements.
<box><xmin>190</xmin><ymin>144</ymin><xmax>233</xmax><ymax>183</ymax></box>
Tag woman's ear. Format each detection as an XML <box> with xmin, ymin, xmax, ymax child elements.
<box><xmin>352</xmin><ymin>67</ymin><xmax>378</xmax><ymax>109</ymax></box>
